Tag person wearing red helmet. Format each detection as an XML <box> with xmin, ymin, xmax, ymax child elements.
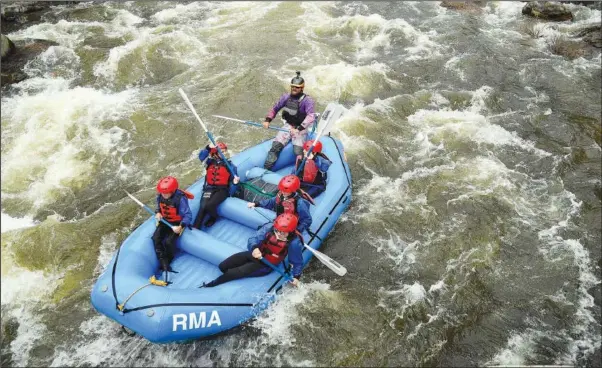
<box><xmin>246</xmin><ymin>174</ymin><xmax>312</xmax><ymax>233</ymax></box>
<box><xmin>261</xmin><ymin>71</ymin><xmax>316</xmax><ymax>170</ymax></box>
<box><xmin>200</xmin><ymin>213</ymin><xmax>304</xmax><ymax>288</ymax></box>
<box><xmin>294</xmin><ymin>139</ymin><xmax>332</xmax><ymax>198</ymax></box>
<box><xmin>153</xmin><ymin>176</ymin><xmax>193</xmax><ymax>272</ymax></box>
<box><xmin>193</xmin><ymin>141</ymin><xmax>240</xmax><ymax>229</ymax></box>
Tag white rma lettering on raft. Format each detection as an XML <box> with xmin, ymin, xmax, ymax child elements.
<box><xmin>172</xmin><ymin>311</ymin><xmax>222</xmax><ymax>331</ymax></box>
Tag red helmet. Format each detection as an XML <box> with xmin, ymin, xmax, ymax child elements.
<box><xmin>157</xmin><ymin>176</ymin><xmax>178</xmax><ymax>194</ymax></box>
<box><xmin>210</xmin><ymin>142</ymin><xmax>227</xmax><ymax>155</ymax></box>
<box><xmin>303</xmin><ymin>140</ymin><xmax>322</xmax><ymax>153</ymax></box>
<box><xmin>278</xmin><ymin>175</ymin><xmax>300</xmax><ymax>192</ymax></box>
<box><xmin>274</xmin><ymin>213</ymin><xmax>298</xmax><ymax>233</ymax></box>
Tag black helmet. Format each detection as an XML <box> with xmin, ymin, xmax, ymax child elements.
<box><xmin>290</xmin><ymin>71</ymin><xmax>305</xmax><ymax>88</ymax></box>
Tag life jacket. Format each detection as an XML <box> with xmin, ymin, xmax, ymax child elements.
<box><xmin>281</xmin><ymin>94</ymin><xmax>307</xmax><ymax>128</ymax></box>
<box><xmin>275</xmin><ymin>192</ymin><xmax>298</xmax><ymax>216</ymax></box>
<box><xmin>158</xmin><ymin>189</ymin><xmax>193</xmax><ymax>224</ymax></box>
<box><xmin>295</xmin><ymin>156</ymin><xmax>321</xmax><ymax>184</ymax></box>
<box><xmin>206</xmin><ymin>159</ymin><xmax>230</xmax><ymax>187</ymax></box>
<box><xmin>258</xmin><ymin>232</ymin><xmax>290</xmax><ymax>265</ymax></box>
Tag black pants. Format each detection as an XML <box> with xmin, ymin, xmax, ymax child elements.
<box><xmin>193</xmin><ymin>187</ymin><xmax>229</xmax><ymax>229</ymax></box>
<box><xmin>205</xmin><ymin>251</ymin><xmax>271</xmax><ymax>287</ymax></box>
<box><xmin>152</xmin><ymin>222</ymin><xmax>178</xmax><ymax>264</ymax></box>
<box><xmin>301</xmin><ymin>183</ymin><xmax>325</xmax><ymax>198</ymax></box>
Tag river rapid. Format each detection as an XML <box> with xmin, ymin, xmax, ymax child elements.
<box><xmin>1</xmin><ymin>1</ymin><xmax>600</xmax><ymax>367</ymax></box>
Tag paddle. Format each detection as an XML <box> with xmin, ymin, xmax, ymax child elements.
<box><xmin>301</xmin><ymin>245</ymin><xmax>347</xmax><ymax>276</ymax></box>
<box><xmin>294</xmin><ymin>109</ymin><xmax>336</xmax><ymax>177</ymax></box>
<box><xmin>258</xmin><ymin>257</ymin><xmax>294</xmax><ymax>282</ymax></box>
<box><xmin>124</xmin><ymin>190</ymin><xmax>176</xmax><ymax>230</ymax></box>
<box><xmin>212</xmin><ymin>115</ymin><xmax>289</xmax><ymax>133</ymax></box>
<box><xmin>124</xmin><ymin>189</ymin><xmax>181</xmax><ymax>285</ymax></box>
<box><xmin>252</xmin><ymin>208</ymin><xmax>347</xmax><ymax>277</ymax></box>
<box><xmin>178</xmin><ymin>88</ymin><xmax>236</xmax><ymax>177</ymax></box>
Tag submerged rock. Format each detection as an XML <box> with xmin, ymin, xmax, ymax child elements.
<box><xmin>1</xmin><ymin>1</ymin><xmax>80</xmax><ymax>33</ymax></box>
<box><xmin>440</xmin><ymin>1</ymin><xmax>487</xmax><ymax>14</ymax></box>
<box><xmin>573</xmin><ymin>25</ymin><xmax>602</xmax><ymax>48</ymax></box>
<box><xmin>1</xmin><ymin>38</ymin><xmax>59</xmax><ymax>87</ymax></box>
<box><xmin>547</xmin><ymin>35</ymin><xmax>588</xmax><ymax>59</ymax></box>
<box><xmin>522</xmin><ymin>1</ymin><xmax>574</xmax><ymax>21</ymax></box>
<box><xmin>1</xmin><ymin>34</ymin><xmax>15</xmax><ymax>60</ymax></box>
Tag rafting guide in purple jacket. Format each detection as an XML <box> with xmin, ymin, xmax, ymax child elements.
<box><xmin>261</xmin><ymin>71</ymin><xmax>316</xmax><ymax>170</ymax></box>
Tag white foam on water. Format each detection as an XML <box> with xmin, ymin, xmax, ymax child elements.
<box><xmin>201</xmin><ymin>1</ymin><xmax>281</xmax><ymax>29</ymax></box>
<box><xmin>487</xmin><ymin>331</ymin><xmax>539</xmax><ymax>366</ymax></box>
<box><xmin>151</xmin><ymin>2</ymin><xmax>209</xmax><ymax>24</ymax></box>
<box><xmin>300</xmin><ymin>2</ymin><xmax>443</xmax><ymax>61</ymax></box>
<box><xmin>530</xmin><ymin>6</ymin><xmax>600</xmax><ymax>66</ymax></box>
<box><xmin>93</xmin><ymin>29</ymin><xmax>207</xmax><ymax>82</ymax></box>
<box><xmin>482</xmin><ymin>1</ymin><xmax>601</xmax><ymax>79</ymax></box>
<box><xmin>6</xmin><ymin>7</ymin><xmax>145</xmax><ymax>47</ymax></box>
<box><xmin>94</xmin><ymin>232</ymin><xmax>120</xmax><ymax>276</ymax></box>
<box><xmin>487</xmin><ymin>185</ymin><xmax>599</xmax><ymax>365</ymax></box>
<box><xmin>23</xmin><ymin>46</ymin><xmax>81</xmax><ymax>80</ymax></box>
<box><xmin>146</xmin><ymin>0</ymin><xmax>278</xmax><ymax>73</ymax></box>
<box><xmin>403</xmin><ymin>282</ymin><xmax>427</xmax><ymax>304</ymax></box>
<box><xmin>50</xmin><ymin>280</ymin><xmax>327</xmax><ymax>366</ymax></box>
<box><xmin>538</xmin><ymin>220</ymin><xmax>601</xmax><ymax>364</ymax></box>
<box><xmin>371</xmin><ymin>230</ymin><xmax>421</xmax><ymax>273</ymax></box>
<box><xmin>50</xmin><ymin>315</ymin><xmax>149</xmax><ymax>367</ymax></box>
<box><xmin>1</xmin><ymin>82</ymin><xmax>138</xmax><ymax>211</ymax></box>
<box><xmin>353</xmin><ymin>162</ymin><xmax>454</xmax><ymax>219</ymax></box>
<box><xmin>0</xmin><ymin>212</ymin><xmax>36</xmax><ymax>233</ymax></box>
<box><xmin>107</xmin><ymin>7</ymin><xmax>144</xmax><ymax>30</ymax></box>
<box><xmin>354</xmin><ymin>154</ymin><xmax>525</xmax><ymax>225</ymax></box>
<box><xmin>428</xmin><ymin>280</ymin><xmax>446</xmax><ymax>294</ymax></box>
<box><xmin>554</xmin><ymin>239</ymin><xmax>601</xmax><ymax>364</ymax></box>
<box><xmin>444</xmin><ymin>54</ymin><xmax>467</xmax><ymax>81</ymax></box>
<box><xmin>406</xmin><ymin>87</ymin><xmax>551</xmax><ymax>157</ymax></box>
<box><xmin>251</xmin><ymin>282</ymin><xmax>330</xmax><ymax>348</ymax></box>
<box><xmin>7</xmin><ymin>19</ymin><xmax>104</xmax><ymax>48</ymax></box>
<box><xmin>482</xmin><ymin>2</ymin><xmax>531</xmax><ymax>28</ymax></box>
<box><xmin>1</xmin><ymin>256</ymin><xmax>63</xmax><ymax>366</ymax></box>
<box><xmin>287</xmin><ymin>61</ymin><xmax>399</xmax><ymax>103</ymax></box>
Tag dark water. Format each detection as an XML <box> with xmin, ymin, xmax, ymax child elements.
<box><xmin>1</xmin><ymin>1</ymin><xmax>600</xmax><ymax>367</ymax></box>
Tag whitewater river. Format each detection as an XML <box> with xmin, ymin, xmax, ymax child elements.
<box><xmin>1</xmin><ymin>1</ymin><xmax>600</xmax><ymax>366</ymax></box>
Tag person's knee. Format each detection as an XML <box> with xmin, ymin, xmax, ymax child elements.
<box><xmin>293</xmin><ymin>145</ymin><xmax>303</xmax><ymax>157</ymax></box>
<box><xmin>152</xmin><ymin>233</ymin><xmax>162</xmax><ymax>244</ymax></box>
<box><xmin>269</xmin><ymin>141</ymin><xmax>284</xmax><ymax>155</ymax></box>
<box><xmin>264</xmin><ymin>141</ymin><xmax>285</xmax><ymax>169</ymax></box>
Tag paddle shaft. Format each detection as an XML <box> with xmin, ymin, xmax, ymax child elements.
<box><xmin>178</xmin><ymin>89</ymin><xmax>236</xmax><ymax>176</ymax></box>
<box><xmin>212</xmin><ymin>115</ymin><xmax>288</xmax><ymax>132</ymax></box>
<box><xmin>252</xmin><ymin>209</ymin><xmax>345</xmax><ymax>276</ymax></box>
<box><xmin>294</xmin><ymin>114</ymin><xmax>333</xmax><ymax>176</ymax></box>
<box><xmin>258</xmin><ymin>257</ymin><xmax>294</xmax><ymax>282</ymax></box>
<box><xmin>140</xmin><ymin>203</ymin><xmax>175</xmax><ymax>228</ymax></box>
<box><xmin>124</xmin><ymin>190</ymin><xmax>177</xmax><ymax>229</ymax></box>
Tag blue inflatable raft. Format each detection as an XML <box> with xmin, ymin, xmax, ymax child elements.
<box><xmin>90</xmin><ymin>103</ymin><xmax>352</xmax><ymax>343</ymax></box>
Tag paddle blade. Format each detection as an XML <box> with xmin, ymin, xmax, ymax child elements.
<box><xmin>315</xmin><ymin>102</ymin><xmax>347</xmax><ymax>138</ymax></box>
<box><xmin>303</xmin><ymin>244</ymin><xmax>347</xmax><ymax>276</ymax></box>
<box><xmin>124</xmin><ymin>189</ymin><xmax>146</xmax><ymax>208</ymax></box>
<box><xmin>178</xmin><ymin>88</ymin><xmax>208</xmax><ymax>133</ymax></box>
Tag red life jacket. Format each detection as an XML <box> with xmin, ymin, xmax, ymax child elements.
<box><xmin>295</xmin><ymin>156</ymin><xmax>319</xmax><ymax>183</ymax></box>
<box><xmin>259</xmin><ymin>232</ymin><xmax>289</xmax><ymax>265</ymax></box>
<box><xmin>206</xmin><ymin>160</ymin><xmax>230</xmax><ymax>187</ymax></box>
<box><xmin>158</xmin><ymin>190</ymin><xmax>183</xmax><ymax>223</ymax></box>
<box><xmin>275</xmin><ymin>193</ymin><xmax>298</xmax><ymax>216</ymax></box>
